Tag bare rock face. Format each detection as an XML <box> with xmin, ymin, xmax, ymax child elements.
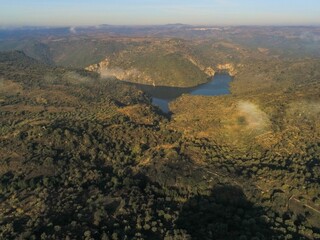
<box><xmin>85</xmin><ymin>58</ymin><xmax>153</xmax><ymax>85</ymax></box>
<box><xmin>85</xmin><ymin>58</ymin><xmax>110</xmax><ymax>72</ymax></box>
<box><xmin>86</xmin><ymin>55</ymin><xmax>216</xmax><ymax>87</ymax></box>
<box><xmin>185</xmin><ymin>55</ymin><xmax>215</xmax><ymax>77</ymax></box>
<box><xmin>217</xmin><ymin>63</ymin><xmax>237</xmax><ymax>76</ymax></box>
<box><xmin>204</xmin><ymin>67</ymin><xmax>215</xmax><ymax>77</ymax></box>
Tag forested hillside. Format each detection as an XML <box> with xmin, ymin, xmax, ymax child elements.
<box><xmin>0</xmin><ymin>26</ymin><xmax>320</xmax><ymax>240</ymax></box>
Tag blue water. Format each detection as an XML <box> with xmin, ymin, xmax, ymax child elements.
<box><xmin>190</xmin><ymin>73</ymin><xmax>231</xmax><ymax>96</ymax></box>
<box><xmin>135</xmin><ymin>73</ymin><xmax>232</xmax><ymax>113</ymax></box>
<box><xmin>152</xmin><ymin>98</ymin><xmax>171</xmax><ymax>113</ymax></box>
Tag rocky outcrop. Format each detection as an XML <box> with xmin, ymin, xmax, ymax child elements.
<box><xmin>85</xmin><ymin>58</ymin><xmax>110</xmax><ymax>72</ymax></box>
<box><xmin>216</xmin><ymin>63</ymin><xmax>237</xmax><ymax>76</ymax></box>
<box><xmin>258</xmin><ymin>48</ymin><xmax>269</xmax><ymax>54</ymax></box>
<box><xmin>85</xmin><ymin>58</ymin><xmax>154</xmax><ymax>85</ymax></box>
<box><xmin>102</xmin><ymin>68</ymin><xmax>154</xmax><ymax>85</ymax></box>
<box><xmin>85</xmin><ymin>56</ymin><xmax>215</xmax><ymax>87</ymax></box>
<box><xmin>185</xmin><ymin>55</ymin><xmax>215</xmax><ymax>77</ymax></box>
<box><xmin>204</xmin><ymin>67</ymin><xmax>215</xmax><ymax>77</ymax></box>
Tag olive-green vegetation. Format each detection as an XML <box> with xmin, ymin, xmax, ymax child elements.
<box><xmin>0</xmin><ymin>51</ymin><xmax>278</xmax><ymax>239</ymax></box>
<box><xmin>0</xmin><ymin>26</ymin><xmax>320</xmax><ymax>240</ymax></box>
<box><xmin>0</xmin><ymin>37</ymin><xmax>212</xmax><ymax>87</ymax></box>
<box><xmin>170</xmin><ymin>56</ymin><xmax>320</xmax><ymax>239</ymax></box>
<box><xmin>48</xmin><ymin>38</ymin><xmax>128</xmax><ymax>68</ymax></box>
<box><xmin>0</xmin><ymin>39</ymin><xmax>54</xmax><ymax>65</ymax></box>
<box><xmin>106</xmin><ymin>40</ymin><xmax>209</xmax><ymax>87</ymax></box>
<box><xmin>1</xmin><ymin>26</ymin><xmax>319</xmax><ymax>87</ymax></box>
<box><xmin>0</xmin><ymin>38</ymin><xmax>127</xmax><ymax>68</ymax></box>
<box><xmin>0</xmin><ymin>50</ymin><xmax>313</xmax><ymax>240</ymax></box>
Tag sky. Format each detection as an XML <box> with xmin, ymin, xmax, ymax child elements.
<box><xmin>0</xmin><ymin>0</ymin><xmax>319</xmax><ymax>27</ymax></box>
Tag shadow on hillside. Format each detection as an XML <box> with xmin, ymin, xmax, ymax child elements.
<box><xmin>176</xmin><ymin>184</ymin><xmax>279</xmax><ymax>240</ymax></box>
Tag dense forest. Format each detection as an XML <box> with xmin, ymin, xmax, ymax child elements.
<box><xmin>0</xmin><ymin>26</ymin><xmax>320</xmax><ymax>240</ymax></box>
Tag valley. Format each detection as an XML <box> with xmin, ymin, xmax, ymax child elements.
<box><xmin>0</xmin><ymin>25</ymin><xmax>320</xmax><ymax>239</ymax></box>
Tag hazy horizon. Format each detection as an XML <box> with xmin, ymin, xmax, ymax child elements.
<box><xmin>1</xmin><ymin>23</ymin><xmax>320</xmax><ymax>29</ymax></box>
<box><xmin>0</xmin><ymin>0</ymin><xmax>320</xmax><ymax>27</ymax></box>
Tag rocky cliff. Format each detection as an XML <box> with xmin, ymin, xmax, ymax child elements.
<box><xmin>204</xmin><ymin>67</ymin><xmax>215</xmax><ymax>76</ymax></box>
<box><xmin>216</xmin><ymin>63</ymin><xmax>237</xmax><ymax>76</ymax></box>
<box><xmin>85</xmin><ymin>58</ymin><xmax>154</xmax><ymax>85</ymax></box>
<box><xmin>85</xmin><ymin>58</ymin><xmax>110</xmax><ymax>72</ymax></box>
<box><xmin>85</xmin><ymin>56</ymin><xmax>215</xmax><ymax>87</ymax></box>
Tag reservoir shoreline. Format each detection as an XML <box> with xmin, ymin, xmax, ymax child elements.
<box><xmin>127</xmin><ymin>73</ymin><xmax>232</xmax><ymax>113</ymax></box>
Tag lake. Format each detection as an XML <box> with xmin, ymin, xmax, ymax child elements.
<box><xmin>133</xmin><ymin>73</ymin><xmax>232</xmax><ymax>113</ymax></box>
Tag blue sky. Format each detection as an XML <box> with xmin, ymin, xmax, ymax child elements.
<box><xmin>0</xmin><ymin>0</ymin><xmax>319</xmax><ymax>26</ymax></box>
